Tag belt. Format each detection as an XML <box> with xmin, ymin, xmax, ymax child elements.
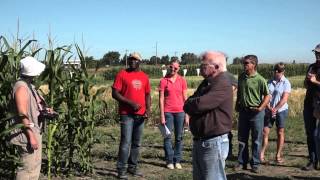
<box><xmin>241</xmin><ymin>106</ymin><xmax>258</xmax><ymax>112</ymax></box>
<box><xmin>193</xmin><ymin>133</ymin><xmax>227</xmax><ymax>141</ymax></box>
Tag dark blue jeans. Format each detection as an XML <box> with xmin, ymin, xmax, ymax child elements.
<box><xmin>304</xmin><ymin>104</ymin><xmax>318</xmax><ymax>164</ymax></box>
<box><xmin>117</xmin><ymin>115</ymin><xmax>144</xmax><ymax>172</ymax></box>
<box><xmin>164</xmin><ymin>112</ymin><xmax>185</xmax><ymax>164</ymax></box>
<box><xmin>237</xmin><ymin>110</ymin><xmax>265</xmax><ymax>168</ymax></box>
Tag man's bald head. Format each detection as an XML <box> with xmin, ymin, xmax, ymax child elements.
<box><xmin>201</xmin><ymin>51</ymin><xmax>227</xmax><ymax>72</ymax></box>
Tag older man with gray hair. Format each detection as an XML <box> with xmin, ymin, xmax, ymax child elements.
<box><xmin>184</xmin><ymin>51</ymin><xmax>233</xmax><ymax>180</ymax></box>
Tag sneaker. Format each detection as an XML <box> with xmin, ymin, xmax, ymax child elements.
<box><xmin>251</xmin><ymin>166</ymin><xmax>260</xmax><ymax>173</ymax></box>
<box><xmin>117</xmin><ymin>171</ymin><xmax>128</xmax><ymax>180</ymax></box>
<box><xmin>302</xmin><ymin>162</ymin><xmax>315</xmax><ymax>171</ymax></box>
<box><xmin>175</xmin><ymin>163</ymin><xmax>182</xmax><ymax>169</ymax></box>
<box><xmin>127</xmin><ymin>168</ymin><xmax>143</xmax><ymax>177</ymax></box>
<box><xmin>167</xmin><ymin>163</ymin><xmax>174</xmax><ymax>169</ymax></box>
<box><xmin>233</xmin><ymin>163</ymin><xmax>247</xmax><ymax>171</ymax></box>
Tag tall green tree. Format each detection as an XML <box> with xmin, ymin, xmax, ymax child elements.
<box><xmin>181</xmin><ymin>52</ymin><xmax>198</xmax><ymax>64</ymax></box>
<box><xmin>232</xmin><ymin>56</ymin><xmax>243</xmax><ymax>64</ymax></box>
<box><xmin>102</xmin><ymin>51</ymin><xmax>120</xmax><ymax>66</ymax></box>
<box><xmin>160</xmin><ymin>55</ymin><xmax>170</xmax><ymax>65</ymax></box>
<box><xmin>170</xmin><ymin>56</ymin><xmax>179</xmax><ymax>62</ymax></box>
<box><xmin>84</xmin><ymin>56</ymin><xmax>98</xmax><ymax>68</ymax></box>
<box><xmin>120</xmin><ymin>54</ymin><xmax>128</xmax><ymax>66</ymax></box>
<box><xmin>149</xmin><ymin>56</ymin><xmax>160</xmax><ymax>65</ymax></box>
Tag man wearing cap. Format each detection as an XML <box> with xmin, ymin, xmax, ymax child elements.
<box><xmin>184</xmin><ymin>51</ymin><xmax>233</xmax><ymax>180</ymax></box>
<box><xmin>302</xmin><ymin>44</ymin><xmax>320</xmax><ymax>170</ymax></box>
<box><xmin>112</xmin><ymin>52</ymin><xmax>151</xmax><ymax>179</ymax></box>
<box><xmin>234</xmin><ymin>55</ymin><xmax>270</xmax><ymax>173</ymax></box>
<box><xmin>11</xmin><ymin>56</ymin><xmax>47</xmax><ymax>179</ymax></box>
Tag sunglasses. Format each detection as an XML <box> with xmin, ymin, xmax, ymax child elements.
<box><xmin>243</xmin><ymin>61</ymin><xmax>254</xmax><ymax>65</ymax></box>
<box><xmin>169</xmin><ymin>65</ymin><xmax>179</xmax><ymax>71</ymax></box>
<box><xmin>274</xmin><ymin>69</ymin><xmax>284</xmax><ymax>73</ymax></box>
<box><xmin>200</xmin><ymin>63</ymin><xmax>219</xmax><ymax>69</ymax></box>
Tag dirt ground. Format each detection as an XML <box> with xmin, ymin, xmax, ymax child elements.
<box><xmin>48</xmin><ymin>145</ymin><xmax>320</xmax><ymax>179</ymax></box>
<box><xmin>89</xmin><ymin>146</ymin><xmax>320</xmax><ymax>180</ymax></box>
<box><xmin>40</xmin><ymin>126</ymin><xmax>320</xmax><ymax>180</ymax></box>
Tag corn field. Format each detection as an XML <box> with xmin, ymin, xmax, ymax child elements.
<box><xmin>0</xmin><ymin>36</ymin><xmax>106</xmax><ymax>179</ymax></box>
<box><xmin>102</xmin><ymin>63</ymin><xmax>309</xmax><ymax>80</ymax></box>
<box><xmin>0</xmin><ymin>33</ymin><xmax>313</xmax><ymax>179</ymax></box>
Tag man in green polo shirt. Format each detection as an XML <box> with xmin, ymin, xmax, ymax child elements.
<box><xmin>234</xmin><ymin>55</ymin><xmax>270</xmax><ymax>173</ymax></box>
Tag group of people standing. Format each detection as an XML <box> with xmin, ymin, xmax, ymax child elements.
<box><xmin>111</xmin><ymin>44</ymin><xmax>320</xmax><ymax>180</ymax></box>
<box><xmin>234</xmin><ymin>55</ymin><xmax>292</xmax><ymax>173</ymax></box>
<box><xmin>9</xmin><ymin>44</ymin><xmax>320</xmax><ymax>180</ymax></box>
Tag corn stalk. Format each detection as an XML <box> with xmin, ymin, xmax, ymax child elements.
<box><xmin>60</xmin><ymin>44</ymin><xmax>105</xmax><ymax>173</ymax></box>
<box><xmin>0</xmin><ymin>35</ymin><xmax>41</xmax><ymax>178</ymax></box>
<box><xmin>41</xmin><ymin>45</ymin><xmax>72</xmax><ymax>179</ymax></box>
<box><xmin>1</xmin><ymin>34</ymin><xmax>104</xmax><ymax>178</ymax></box>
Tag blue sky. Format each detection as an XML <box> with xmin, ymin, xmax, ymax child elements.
<box><xmin>1</xmin><ymin>0</ymin><xmax>320</xmax><ymax>63</ymax></box>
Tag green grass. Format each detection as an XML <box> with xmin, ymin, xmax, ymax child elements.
<box><xmin>87</xmin><ymin>111</ymin><xmax>316</xmax><ymax>179</ymax></box>
<box><xmin>85</xmin><ymin>74</ymin><xmax>314</xmax><ymax>179</ymax></box>
<box><xmin>287</xmin><ymin>75</ymin><xmax>305</xmax><ymax>89</ymax></box>
<box><xmin>44</xmin><ymin>75</ymin><xmax>310</xmax><ymax>179</ymax></box>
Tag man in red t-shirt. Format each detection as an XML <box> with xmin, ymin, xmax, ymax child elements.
<box><xmin>112</xmin><ymin>52</ymin><xmax>151</xmax><ymax>179</ymax></box>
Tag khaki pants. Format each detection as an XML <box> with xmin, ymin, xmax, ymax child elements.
<box><xmin>16</xmin><ymin>133</ymin><xmax>42</xmax><ymax>180</ymax></box>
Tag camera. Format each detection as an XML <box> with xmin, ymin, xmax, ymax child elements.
<box><xmin>39</xmin><ymin>109</ymin><xmax>58</xmax><ymax>120</ymax></box>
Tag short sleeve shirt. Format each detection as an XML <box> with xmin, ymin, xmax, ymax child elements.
<box><xmin>268</xmin><ymin>76</ymin><xmax>291</xmax><ymax>112</ymax></box>
<box><xmin>226</xmin><ymin>71</ymin><xmax>238</xmax><ymax>88</ymax></box>
<box><xmin>113</xmin><ymin>69</ymin><xmax>151</xmax><ymax>115</ymax></box>
<box><xmin>159</xmin><ymin>75</ymin><xmax>187</xmax><ymax>112</ymax></box>
<box><xmin>238</xmin><ymin>72</ymin><xmax>269</xmax><ymax>108</ymax></box>
<box><xmin>305</xmin><ymin>63</ymin><xmax>320</xmax><ymax>104</ymax></box>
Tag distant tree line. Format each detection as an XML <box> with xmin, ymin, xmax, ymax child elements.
<box><xmin>85</xmin><ymin>51</ymin><xmax>203</xmax><ymax>68</ymax></box>
<box><xmin>85</xmin><ymin>51</ymin><xmax>301</xmax><ymax>69</ymax></box>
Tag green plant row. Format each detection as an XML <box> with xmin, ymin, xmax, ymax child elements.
<box><xmin>101</xmin><ymin>63</ymin><xmax>310</xmax><ymax>80</ymax></box>
<box><xmin>0</xmin><ymin>36</ymin><xmax>105</xmax><ymax>179</ymax></box>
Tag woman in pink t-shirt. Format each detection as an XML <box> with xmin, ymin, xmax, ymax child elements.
<box><xmin>159</xmin><ymin>59</ymin><xmax>188</xmax><ymax>170</ymax></box>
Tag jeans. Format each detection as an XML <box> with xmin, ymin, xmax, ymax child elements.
<box><xmin>117</xmin><ymin>114</ymin><xmax>144</xmax><ymax>172</ymax></box>
<box><xmin>304</xmin><ymin>104</ymin><xmax>318</xmax><ymax>164</ymax></box>
<box><xmin>192</xmin><ymin>134</ymin><xmax>229</xmax><ymax>180</ymax></box>
<box><xmin>163</xmin><ymin>112</ymin><xmax>185</xmax><ymax>164</ymax></box>
<box><xmin>238</xmin><ymin>109</ymin><xmax>265</xmax><ymax>168</ymax></box>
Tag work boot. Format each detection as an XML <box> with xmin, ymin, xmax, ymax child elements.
<box><xmin>117</xmin><ymin>171</ymin><xmax>128</xmax><ymax>180</ymax></box>
<box><xmin>251</xmin><ymin>166</ymin><xmax>261</xmax><ymax>173</ymax></box>
<box><xmin>233</xmin><ymin>163</ymin><xmax>247</xmax><ymax>171</ymax></box>
<box><xmin>128</xmin><ymin>168</ymin><xmax>143</xmax><ymax>177</ymax></box>
<box><xmin>302</xmin><ymin>162</ymin><xmax>315</xmax><ymax>171</ymax></box>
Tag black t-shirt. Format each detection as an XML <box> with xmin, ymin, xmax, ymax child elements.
<box><xmin>305</xmin><ymin>63</ymin><xmax>320</xmax><ymax>104</ymax></box>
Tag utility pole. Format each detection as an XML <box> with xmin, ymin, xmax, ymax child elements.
<box><xmin>125</xmin><ymin>49</ymin><xmax>128</xmax><ymax>67</ymax></box>
<box><xmin>155</xmin><ymin>42</ymin><xmax>158</xmax><ymax>65</ymax></box>
<box><xmin>174</xmin><ymin>51</ymin><xmax>178</xmax><ymax>58</ymax></box>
